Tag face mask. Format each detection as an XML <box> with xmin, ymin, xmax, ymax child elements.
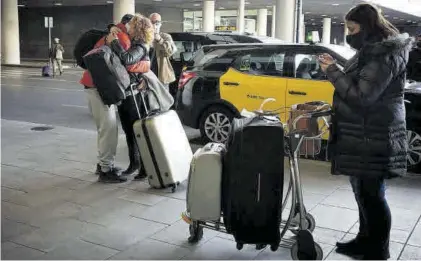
<box><xmin>125</xmin><ymin>23</ymin><xmax>130</xmax><ymax>33</ymax></box>
<box><xmin>154</xmin><ymin>22</ymin><xmax>162</xmax><ymax>34</ymax></box>
<box><xmin>346</xmin><ymin>31</ymin><xmax>364</xmax><ymax>50</ymax></box>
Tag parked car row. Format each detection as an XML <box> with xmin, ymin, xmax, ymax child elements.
<box><xmin>172</xmin><ymin>41</ymin><xmax>421</xmax><ymax>173</ymax></box>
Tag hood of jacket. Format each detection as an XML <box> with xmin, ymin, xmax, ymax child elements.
<box><xmin>362</xmin><ymin>33</ymin><xmax>414</xmax><ymax>57</ymax></box>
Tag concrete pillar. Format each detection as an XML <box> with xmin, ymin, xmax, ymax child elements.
<box><xmin>299</xmin><ymin>14</ymin><xmax>305</xmax><ymax>43</ymax></box>
<box><xmin>237</xmin><ymin>0</ymin><xmax>245</xmax><ymax>33</ymax></box>
<box><xmin>271</xmin><ymin>5</ymin><xmax>276</xmax><ymax>37</ymax></box>
<box><xmin>203</xmin><ymin>1</ymin><xmax>215</xmax><ymax>32</ymax></box>
<box><xmin>1</xmin><ymin>0</ymin><xmax>20</xmax><ymax>64</ymax></box>
<box><xmin>113</xmin><ymin>0</ymin><xmax>135</xmax><ymax>24</ymax></box>
<box><xmin>322</xmin><ymin>17</ymin><xmax>331</xmax><ymax>44</ymax></box>
<box><xmin>275</xmin><ymin>0</ymin><xmax>295</xmax><ymax>42</ymax></box>
<box><xmin>344</xmin><ymin>25</ymin><xmax>349</xmax><ymax>47</ymax></box>
<box><xmin>257</xmin><ymin>9</ymin><xmax>268</xmax><ymax>36</ymax></box>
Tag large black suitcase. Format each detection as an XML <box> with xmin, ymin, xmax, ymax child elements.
<box><xmin>222</xmin><ymin>116</ymin><xmax>284</xmax><ymax>249</ymax></box>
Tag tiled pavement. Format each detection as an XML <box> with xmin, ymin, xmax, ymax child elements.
<box><xmin>2</xmin><ymin>119</ymin><xmax>421</xmax><ymax>260</ymax></box>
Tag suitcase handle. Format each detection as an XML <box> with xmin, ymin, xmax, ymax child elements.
<box><xmin>129</xmin><ymin>82</ymin><xmax>161</xmax><ymax>119</ymax></box>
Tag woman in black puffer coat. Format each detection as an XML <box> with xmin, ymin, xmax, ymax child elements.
<box><xmin>318</xmin><ymin>3</ymin><xmax>413</xmax><ymax>260</ymax></box>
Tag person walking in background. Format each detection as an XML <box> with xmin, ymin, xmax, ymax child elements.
<box><xmin>52</xmin><ymin>38</ymin><xmax>65</xmax><ymax>75</ymax></box>
<box><xmin>149</xmin><ymin>13</ymin><xmax>177</xmax><ymax>90</ymax></box>
<box><xmin>318</xmin><ymin>3</ymin><xmax>412</xmax><ymax>260</ymax></box>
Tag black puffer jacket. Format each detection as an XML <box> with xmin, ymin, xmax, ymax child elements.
<box><xmin>326</xmin><ymin>34</ymin><xmax>414</xmax><ymax>179</ymax></box>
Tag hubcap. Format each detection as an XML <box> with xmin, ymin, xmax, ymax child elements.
<box><xmin>204</xmin><ymin>112</ymin><xmax>231</xmax><ymax>143</ymax></box>
<box><xmin>407</xmin><ymin>130</ymin><xmax>421</xmax><ymax>167</ymax></box>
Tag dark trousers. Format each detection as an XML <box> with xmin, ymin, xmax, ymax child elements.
<box><xmin>118</xmin><ymin>92</ymin><xmax>145</xmax><ymax>168</ymax></box>
<box><xmin>350</xmin><ymin>176</ymin><xmax>391</xmax><ymax>257</ymax></box>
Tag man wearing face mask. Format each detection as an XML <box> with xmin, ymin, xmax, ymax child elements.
<box><xmin>149</xmin><ymin>13</ymin><xmax>177</xmax><ymax>91</ymax></box>
<box><xmin>407</xmin><ymin>33</ymin><xmax>421</xmax><ymax>82</ymax></box>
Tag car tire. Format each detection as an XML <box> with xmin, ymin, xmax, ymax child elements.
<box><xmin>199</xmin><ymin>106</ymin><xmax>235</xmax><ymax>144</ymax></box>
<box><xmin>407</xmin><ymin>127</ymin><xmax>421</xmax><ymax>174</ymax></box>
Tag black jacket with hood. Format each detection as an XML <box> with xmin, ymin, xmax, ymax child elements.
<box><xmin>326</xmin><ymin>34</ymin><xmax>414</xmax><ymax>179</ymax></box>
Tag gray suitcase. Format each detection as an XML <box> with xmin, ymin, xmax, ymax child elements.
<box><xmin>187</xmin><ymin>143</ymin><xmax>226</xmax><ymax>221</ymax></box>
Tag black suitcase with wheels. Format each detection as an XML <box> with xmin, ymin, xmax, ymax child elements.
<box><xmin>222</xmin><ymin>116</ymin><xmax>284</xmax><ymax>249</ymax></box>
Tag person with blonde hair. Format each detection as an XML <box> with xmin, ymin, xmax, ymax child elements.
<box><xmin>106</xmin><ymin>13</ymin><xmax>155</xmax><ymax>180</ymax></box>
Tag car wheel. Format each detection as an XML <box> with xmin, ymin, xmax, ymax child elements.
<box><xmin>407</xmin><ymin>129</ymin><xmax>421</xmax><ymax>171</ymax></box>
<box><xmin>199</xmin><ymin>106</ymin><xmax>234</xmax><ymax>143</ymax></box>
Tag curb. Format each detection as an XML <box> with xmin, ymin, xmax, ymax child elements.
<box><xmin>2</xmin><ymin>64</ymin><xmax>81</xmax><ymax>70</ymax></box>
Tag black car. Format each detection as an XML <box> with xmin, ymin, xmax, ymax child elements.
<box><xmin>175</xmin><ymin>43</ymin><xmax>421</xmax><ymax>173</ymax></box>
<box><xmin>167</xmin><ymin>32</ymin><xmax>282</xmax><ymax>96</ymax></box>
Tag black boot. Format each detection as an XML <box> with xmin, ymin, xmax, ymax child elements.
<box><xmin>122</xmin><ymin>139</ymin><xmax>140</xmax><ymax>175</ymax></box>
<box><xmin>133</xmin><ymin>165</ymin><xmax>147</xmax><ymax>180</ymax></box>
<box><xmin>336</xmin><ymin>236</ymin><xmax>367</xmax><ymax>258</ymax></box>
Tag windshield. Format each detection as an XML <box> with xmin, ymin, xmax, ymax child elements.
<box><xmin>325</xmin><ymin>44</ymin><xmax>356</xmax><ymax>60</ymax></box>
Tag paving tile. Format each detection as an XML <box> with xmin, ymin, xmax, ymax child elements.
<box><xmin>399</xmin><ymin>245</ymin><xmax>421</xmax><ymax>260</ymax></box>
<box><xmin>1</xmin><ymin>186</ymin><xmax>28</xmax><ymax>202</ymax></box>
<box><xmin>282</xmin><ymin>190</ymin><xmax>328</xmax><ymax>212</ymax></box>
<box><xmin>41</xmin><ymin>238</ymin><xmax>118</xmax><ymax>260</ymax></box>
<box><xmin>133</xmin><ymin>198</ymin><xmax>186</xmax><ymax>225</ymax></box>
<box><xmin>183</xmin><ymin>236</ymin><xmax>246</xmax><ymax>260</ymax></box>
<box><xmin>312</xmin><ymin>227</ymin><xmax>346</xmax><ymax>246</ymax></box>
<box><xmin>80</xmin><ymin>216</ymin><xmax>167</xmax><ymax>251</ymax></box>
<box><xmin>74</xmin><ymin>197</ymin><xmax>148</xmax><ymax>227</ymax></box>
<box><xmin>118</xmin><ymin>189</ymin><xmax>168</xmax><ymax>206</ymax></box>
<box><xmin>5</xmin><ymin>185</ymin><xmax>75</xmax><ymax>208</ymax></box>
<box><xmin>311</xmin><ymin>205</ymin><xmax>358</xmax><ymax>232</ymax></box>
<box><xmin>149</xmin><ymin>181</ymin><xmax>189</xmax><ymax>201</ymax></box>
<box><xmin>320</xmin><ymin>189</ymin><xmax>357</xmax><ymax>210</ymax></box>
<box><xmin>1</xmin><ymin>201</ymin><xmax>35</xmax><ymax>226</ymax></box>
<box><xmin>408</xmin><ymin>220</ymin><xmax>421</xmax><ymax>247</ymax></box>
<box><xmin>349</xmin><ymin>222</ymin><xmax>411</xmax><ymax>244</ymax></box>
<box><xmin>1</xmin><ymin>241</ymin><xmax>46</xmax><ymax>260</ymax></box>
<box><xmin>67</xmin><ymin>182</ymin><xmax>125</xmax><ymax>207</ymax></box>
<box><xmin>110</xmin><ymin>238</ymin><xmax>191</xmax><ymax>260</ymax></box>
<box><xmin>1</xmin><ymin>219</ymin><xmax>39</xmax><ymax>242</ymax></box>
<box><xmin>391</xmin><ymin>207</ymin><xmax>420</xmax><ymax>231</ymax></box>
<box><xmin>150</xmin><ymin>219</ymin><xmax>219</xmax><ymax>250</ymax></box>
<box><xmin>11</xmin><ymin>218</ymin><xmax>102</xmax><ymax>252</ymax></box>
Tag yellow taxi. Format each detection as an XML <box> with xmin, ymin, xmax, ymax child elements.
<box><xmin>175</xmin><ymin>43</ymin><xmax>356</xmax><ymax>144</ymax></box>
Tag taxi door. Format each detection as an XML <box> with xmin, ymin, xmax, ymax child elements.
<box><xmin>285</xmin><ymin>50</ymin><xmax>334</xmax><ymax>139</ymax></box>
<box><xmin>219</xmin><ymin>48</ymin><xmax>289</xmax><ymax>122</ymax></box>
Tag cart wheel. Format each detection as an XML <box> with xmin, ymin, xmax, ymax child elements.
<box><xmin>236</xmin><ymin>242</ymin><xmax>243</xmax><ymax>250</ymax></box>
<box><xmin>256</xmin><ymin>244</ymin><xmax>266</xmax><ymax>250</ymax></box>
<box><xmin>290</xmin><ymin>213</ymin><xmax>316</xmax><ymax>235</ymax></box>
<box><xmin>188</xmin><ymin>222</ymin><xmax>203</xmax><ymax>244</ymax></box>
<box><xmin>291</xmin><ymin>241</ymin><xmax>323</xmax><ymax>260</ymax></box>
<box><xmin>270</xmin><ymin>244</ymin><xmax>279</xmax><ymax>252</ymax></box>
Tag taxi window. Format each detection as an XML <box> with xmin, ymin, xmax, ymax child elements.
<box><xmin>233</xmin><ymin>50</ymin><xmax>285</xmax><ymax>77</ymax></box>
<box><xmin>294</xmin><ymin>54</ymin><xmax>326</xmax><ymax>81</ymax></box>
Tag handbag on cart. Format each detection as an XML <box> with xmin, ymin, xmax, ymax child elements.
<box><xmin>186</xmin><ymin>142</ymin><xmax>226</xmax><ymax>222</ymax></box>
<box><xmin>222</xmin><ymin>102</ymin><xmax>284</xmax><ymax>250</ymax></box>
<box><xmin>288</xmin><ymin>102</ymin><xmax>330</xmax><ymax>157</ymax></box>
<box><xmin>130</xmin><ymin>78</ymin><xmax>192</xmax><ymax>192</ymax></box>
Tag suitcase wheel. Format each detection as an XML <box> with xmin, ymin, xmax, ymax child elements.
<box><xmin>236</xmin><ymin>242</ymin><xmax>243</xmax><ymax>250</ymax></box>
<box><xmin>270</xmin><ymin>244</ymin><xmax>279</xmax><ymax>251</ymax></box>
<box><xmin>171</xmin><ymin>183</ymin><xmax>177</xmax><ymax>193</ymax></box>
<box><xmin>188</xmin><ymin>222</ymin><xmax>203</xmax><ymax>244</ymax></box>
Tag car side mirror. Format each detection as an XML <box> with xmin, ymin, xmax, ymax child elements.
<box><xmin>181</xmin><ymin>52</ymin><xmax>193</xmax><ymax>63</ymax></box>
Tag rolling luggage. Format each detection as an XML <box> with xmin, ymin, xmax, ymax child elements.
<box><xmin>42</xmin><ymin>64</ymin><xmax>52</xmax><ymax>77</ymax></box>
<box><xmin>187</xmin><ymin>143</ymin><xmax>226</xmax><ymax>221</ymax></box>
<box><xmin>222</xmin><ymin>116</ymin><xmax>284</xmax><ymax>249</ymax></box>
<box><xmin>131</xmin><ymin>85</ymin><xmax>193</xmax><ymax>192</ymax></box>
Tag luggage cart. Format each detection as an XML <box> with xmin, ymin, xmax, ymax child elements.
<box><xmin>181</xmin><ymin>101</ymin><xmax>332</xmax><ymax>260</ymax></box>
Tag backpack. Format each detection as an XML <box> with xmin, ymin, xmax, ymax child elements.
<box><xmin>83</xmin><ymin>45</ymin><xmax>130</xmax><ymax>105</ymax></box>
<box><xmin>73</xmin><ymin>29</ymin><xmax>107</xmax><ymax>69</ymax></box>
